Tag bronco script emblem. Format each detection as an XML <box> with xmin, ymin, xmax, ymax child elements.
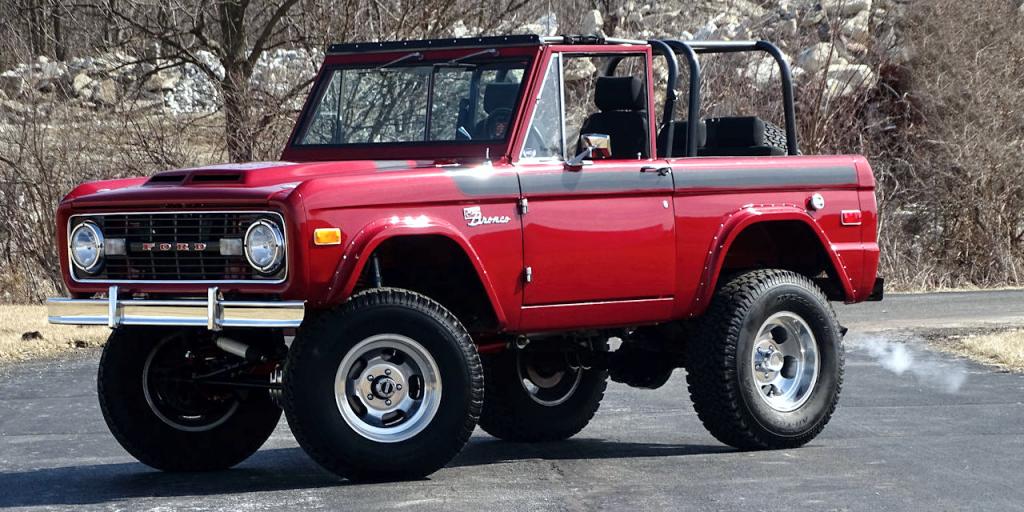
<box><xmin>463</xmin><ymin>206</ymin><xmax>511</xmax><ymax>227</ymax></box>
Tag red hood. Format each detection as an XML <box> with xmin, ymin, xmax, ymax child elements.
<box><xmin>63</xmin><ymin>160</ymin><xmax>434</xmax><ymax>209</ymax></box>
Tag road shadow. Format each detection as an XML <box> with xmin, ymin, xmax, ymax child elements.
<box><xmin>451</xmin><ymin>437</ymin><xmax>732</xmax><ymax>468</ymax></box>
<box><xmin>0</xmin><ymin>439</ymin><xmax>731</xmax><ymax>507</ymax></box>
<box><xmin>0</xmin><ymin>447</ymin><xmax>337</xmax><ymax>508</ymax></box>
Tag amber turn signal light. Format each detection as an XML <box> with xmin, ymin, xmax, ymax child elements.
<box><xmin>313</xmin><ymin>228</ymin><xmax>342</xmax><ymax>246</ymax></box>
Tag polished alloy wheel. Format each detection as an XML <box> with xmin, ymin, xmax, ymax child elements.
<box><xmin>335</xmin><ymin>334</ymin><xmax>442</xmax><ymax>443</ymax></box>
<box><xmin>750</xmin><ymin>311</ymin><xmax>820</xmax><ymax>412</ymax></box>
<box><xmin>516</xmin><ymin>350</ymin><xmax>583</xmax><ymax>406</ymax></box>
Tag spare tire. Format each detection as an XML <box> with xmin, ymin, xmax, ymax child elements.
<box><xmin>762</xmin><ymin>121</ymin><xmax>791</xmax><ymax>154</ymax></box>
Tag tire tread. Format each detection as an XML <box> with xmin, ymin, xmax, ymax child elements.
<box><xmin>283</xmin><ymin>287</ymin><xmax>482</xmax><ymax>480</ymax></box>
<box><xmin>685</xmin><ymin>269</ymin><xmax>844</xmax><ymax>449</ymax></box>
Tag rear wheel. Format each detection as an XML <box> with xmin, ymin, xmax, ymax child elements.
<box><xmin>479</xmin><ymin>339</ymin><xmax>608</xmax><ymax>442</ymax></box>
<box><xmin>282</xmin><ymin>288</ymin><xmax>482</xmax><ymax>481</ymax></box>
<box><xmin>98</xmin><ymin>327</ymin><xmax>281</xmax><ymax>471</ymax></box>
<box><xmin>685</xmin><ymin>269</ymin><xmax>843</xmax><ymax>449</ymax></box>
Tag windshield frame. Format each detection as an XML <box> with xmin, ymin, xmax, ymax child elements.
<box><xmin>289</xmin><ymin>56</ymin><xmax>532</xmax><ymax>151</ymax></box>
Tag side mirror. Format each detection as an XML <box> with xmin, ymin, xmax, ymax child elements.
<box><xmin>565</xmin><ymin>133</ymin><xmax>611</xmax><ymax>171</ymax></box>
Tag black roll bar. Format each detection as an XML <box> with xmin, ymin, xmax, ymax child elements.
<box><xmin>653</xmin><ymin>39</ymin><xmax>799</xmax><ymax>156</ymax></box>
<box><xmin>660</xmin><ymin>40</ymin><xmax>702</xmax><ymax>157</ymax></box>
<box><xmin>646</xmin><ymin>40</ymin><xmax>678</xmax><ymax>157</ymax></box>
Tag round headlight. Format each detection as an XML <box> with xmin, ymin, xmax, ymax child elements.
<box><xmin>244</xmin><ymin>220</ymin><xmax>285</xmax><ymax>273</ymax></box>
<box><xmin>70</xmin><ymin>221</ymin><xmax>104</xmax><ymax>273</ymax></box>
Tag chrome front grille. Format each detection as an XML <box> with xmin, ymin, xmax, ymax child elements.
<box><xmin>69</xmin><ymin>211</ymin><xmax>286</xmax><ymax>283</ymax></box>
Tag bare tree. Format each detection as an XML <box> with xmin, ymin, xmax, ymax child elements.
<box><xmin>93</xmin><ymin>0</ymin><xmax>313</xmax><ymax>161</ymax></box>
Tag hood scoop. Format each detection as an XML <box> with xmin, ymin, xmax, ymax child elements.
<box><xmin>146</xmin><ymin>173</ymin><xmax>186</xmax><ymax>185</ymax></box>
<box><xmin>146</xmin><ymin>171</ymin><xmax>244</xmax><ymax>186</ymax></box>
<box><xmin>190</xmin><ymin>172</ymin><xmax>243</xmax><ymax>184</ymax></box>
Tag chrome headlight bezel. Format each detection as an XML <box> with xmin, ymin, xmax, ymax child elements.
<box><xmin>244</xmin><ymin>219</ymin><xmax>286</xmax><ymax>274</ymax></box>
<box><xmin>69</xmin><ymin>221</ymin><xmax>105</xmax><ymax>273</ymax></box>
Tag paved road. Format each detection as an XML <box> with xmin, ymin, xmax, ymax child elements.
<box><xmin>1</xmin><ymin>291</ymin><xmax>1023</xmax><ymax>511</ymax></box>
<box><xmin>841</xmin><ymin>289</ymin><xmax>1024</xmax><ymax>330</ymax></box>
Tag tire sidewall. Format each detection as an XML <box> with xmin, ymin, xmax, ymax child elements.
<box><xmin>734</xmin><ymin>283</ymin><xmax>841</xmax><ymax>438</ymax></box>
<box><xmin>284</xmin><ymin>302</ymin><xmax>475</xmax><ymax>475</ymax></box>
<box><xmin>98</xmin><ymin>327</ymin><xmax>281</xmax><ymax>471</ymax></box>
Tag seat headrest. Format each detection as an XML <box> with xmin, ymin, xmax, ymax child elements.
<box><xmin>594</xmin><ymin>76</ymin><xmax>645</xmax><ymax>112</ymax></box>
<box><xmin>483</xmin><ymin>82</ymin><xmax>520</xmax><ymax>113</ymax></box>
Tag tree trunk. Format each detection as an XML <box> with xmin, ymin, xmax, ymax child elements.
<box><xmin>218</xmin><ymin>0</ymin><xmax>253</xmax><ymax>162</ymax></box>
<box><xmin>222</xmin><ymin>68</ymin><xmax>254</xmax><ymax>162</ymax></box>
<box><xmin>27</xmin><ymin>0</ymin><xmax>47</xmax><ymax>56</ymax></box>
<box><xmin>51</xmin><ymin>0</ymin><xmax>66</xmax><ymax>61</ymax></box>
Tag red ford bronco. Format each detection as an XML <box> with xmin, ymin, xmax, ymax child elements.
<box><xmin>47</xmin><ymin>35</ymin><xmax>882</xmax><ymax>481</ymax></box>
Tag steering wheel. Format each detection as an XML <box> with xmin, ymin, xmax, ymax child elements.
<box><xmin>483</xmin><ymin>108</ymin><xmax>514</xmax><ymax>139</ymax></box>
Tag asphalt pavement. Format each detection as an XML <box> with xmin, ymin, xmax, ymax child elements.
<box><xmin>1</xmin><ymin>291</ymin><xmax>1023</xmax><ymax>511</ymax></box>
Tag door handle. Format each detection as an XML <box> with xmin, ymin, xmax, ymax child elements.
<box><xmin>640</xmin><ymin>166</ymin><xmax>671</xmax><ymax>176</ymax></box>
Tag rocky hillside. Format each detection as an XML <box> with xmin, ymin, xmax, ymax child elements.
<box><xmin>0</xmin><ymin>0</ymin><xmax>901</xmax><ymax>120</ymax></box>
<box><xmin>0</xmin><ymin>48</ymin><xmax>318</xmax><ymax>117</ymax></box>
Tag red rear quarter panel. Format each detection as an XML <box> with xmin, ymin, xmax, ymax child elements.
<box><xmin>668</xmin><ymin>154</ymin><xmax>879</xmax><ymax>318</ymax></box>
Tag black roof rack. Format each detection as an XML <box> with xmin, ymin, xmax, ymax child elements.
<box><xmin>326</xmin><ymin>34</ymin><xmax>649</xmax><ymax>55</ymax></box>
<box><xmin>327</xmin><ymin>35</ymin><xmax>542</xmax><ymax>55</ymax></box>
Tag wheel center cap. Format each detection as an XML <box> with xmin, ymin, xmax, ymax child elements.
<box><xmin>764</xmin><ymin>351</ymin><xmax>785</xmax><ymax>372</ymax></box>
<box><xmin>373</xmin><ymin>376</ymin><xmax>398</xmax><ymax>399</ymax></box>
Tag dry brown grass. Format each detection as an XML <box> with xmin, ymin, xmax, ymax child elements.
<box><xmin>943</xmin><ymin>329</ymin><xmax>1024</xmax><ymax>372</ymax></box>
<box><xmin>0</xmin><ymin>305</ymin><xmax>107</xmax><ymax>361</ymax></box>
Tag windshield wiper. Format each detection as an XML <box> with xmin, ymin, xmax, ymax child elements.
<box><xmin>368</xmin><ymin>51</ymin><xmax>424</xmax><ymax>72</ymax></box>
<box><xmin>435</xmin><ymin>48</ymin><xmax>499</xmax><ymax>68</ymax></box>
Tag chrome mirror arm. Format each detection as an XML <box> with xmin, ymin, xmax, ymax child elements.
<box><xmin>564</xmin><ymin>133</ymin><xmax>611</xmax><ymax>171</ymax></box>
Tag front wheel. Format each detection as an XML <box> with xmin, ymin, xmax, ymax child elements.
<box><xmin>282</xmin><ymin>288</ymin><xmax>482</xmax><ymax>481</ymax></box>
<box><xmin>98</xmin><ymin>327</ymin><xmax>282</xmax><ymax>471</ymax></box>
<box><xmin>685</xmin><ymin>270</ymin><xmax>844</xmax><ymax>449</ymax></box>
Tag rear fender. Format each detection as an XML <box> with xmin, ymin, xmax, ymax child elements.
<box><xmin>694</xmin><ymin>204</ymin><xmax>855</xmax><ymax>313</ymax></box>
<box><xmin>325</xmin><ymin>216</ymin><xmax>507</xmax><ymax>326</ymax></box>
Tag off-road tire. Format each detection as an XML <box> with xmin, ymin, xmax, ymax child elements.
<box><xmin>282</xmin><ymin>288</ymin><xmax>482</xmax><ymax>481</ymax></box>
<box><xmin>686</xmin><ymin>269</ymin><xmax>844</xmax><ymax>450</ymax></box>
<box><xmin>763</xmin><ymin>121</ymin><xmax>789</xmax><ymax>153</ymax></box>
<box><xmin>479</xmin><ymin>341</ymin><xmax>608</xmax><ymax>442</ymax></box>
<box><xmin>98</xmin><ymin>327</ymin><xmax>282</xmax><ymax>472</ymax></box>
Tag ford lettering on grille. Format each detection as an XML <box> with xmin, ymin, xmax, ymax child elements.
<box><xmin>137</xmin><ymin>242</ymin><xmax>211</xmax><ymax>252</ymax></box>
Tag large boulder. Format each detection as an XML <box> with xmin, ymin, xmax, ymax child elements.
<box><xmin>800</xmin><ymin>3</ymin><xmax>826</xmax><ymax>27</ymax></box>
<box><xmin>0</xmin><ymin>72</ymin><xmax>26</xmax><ymax>98</ymax></box>
<box><xmin>822</xmin><ymin>0</ymin><xmax>872</xmax><ymax>17</ymax></box>
<box><xmin>71</xmin><ymin>72</ymin><xmax>94</xmax><ymax>97</ymax></box>
<box><xmin>826</xmin><ymin>63</ymin><xmax>876</xmax><ymax>97</ymax></box>
<box><xmin>582</xmin><ymin>9</ymin><xmax>605</xmax><ymax>37</ymax></box>
<box><xmin>143</xmin><ymin>71</ymin><xmax>178</xmax><ymax>92</ymax></box>
<box><xmin>842</xmin><ymin>10</ymin><xmax>872</xmax><ymax>42</ymax></box>
<box><xmin>743</xmin><ymin>50</ymin><xmax>791</xmax><ymax>88</ymax></box>
<box><xmin>91</xmin><ymin>78</ymin><xmax>121</xmax><ymax>105</ymax></box>
<box><xmin>797</xmin><ymin>43</ymin><xmax>846</xmax><ymax>75</ymax></box>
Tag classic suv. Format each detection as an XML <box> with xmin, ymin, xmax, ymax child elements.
<box><xmin>48</xmin><ymin>35</ymin><xmax>882</xmax><ymax>481</ymax></box>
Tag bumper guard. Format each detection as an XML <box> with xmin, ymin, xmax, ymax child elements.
<box><xmin>46</xmin><ymin>286</ymin><xmax>305</xmax><ymax>330</ymax></box>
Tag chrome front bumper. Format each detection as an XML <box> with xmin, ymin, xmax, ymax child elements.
<box><xmin>46</xmin><ymin>286</ymin><xmax>304</xmax><ymax>330</ymax></box>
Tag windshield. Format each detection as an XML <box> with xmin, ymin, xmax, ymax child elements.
<box><xmin>295</xmin><ymin>58</ymin><xmax>528</xmax><ymax>146</ymax></box>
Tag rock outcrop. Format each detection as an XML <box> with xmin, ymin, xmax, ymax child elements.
<box><xmin>0</xmin><ymin>0</ymin><xmax>901</xmax><ymax>120</ymax></box>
